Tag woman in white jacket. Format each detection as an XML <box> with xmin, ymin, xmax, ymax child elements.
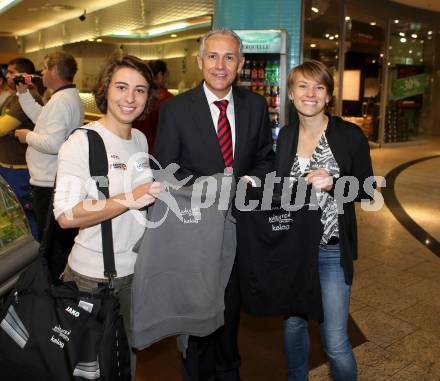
<box><xmin>54</xmin><ymin>55</ymin><xmax>161</xmax><ymax>378</ymax></box>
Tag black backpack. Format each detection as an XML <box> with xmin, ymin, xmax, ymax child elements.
<box><xmin>40</xmin><ymin>129</ymin><xmax>117</xmax><ymax>283</ymax></box>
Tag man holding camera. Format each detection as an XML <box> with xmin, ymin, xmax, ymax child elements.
<box><xmin>0</xmin><ymin>57</ymin><xmax>42</xmax><ymax>237</ymax></box>
<box><xmin>15</xmin><ymin>51</ymin><xmax>84</xmax><ymax>241</ymax></box>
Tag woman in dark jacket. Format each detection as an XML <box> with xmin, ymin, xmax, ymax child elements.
<box><xmin>276</xmin><ymin>60</ymin><xmax>374</xmax><ymax>381</ymax></box>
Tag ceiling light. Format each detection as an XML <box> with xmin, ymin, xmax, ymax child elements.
<box><xmin>370</xmin><ymin>22</ymin><xmax>376</xmax><ymax>26</ymax></box>
<box><xmin>329</xmin><ymin>36</ymin><xmax>335</xmax><ymax>40</ymax></box>
<box><xmin>170</xmin><ymin>34</ymin><xmax>178</xmax><ymax>38</ymax></box>
<box><xmin>428</xmin><ymin>31</ymin><xmax>433</xmax><ymax>35</ymax></box>
<box><xmin>335</xmin><ymin>34</ymin><xmax>339</xmax><ymax>38</ymax></box>
<box><xmin>96</xmin><ymin>38</ymin><xmax>102</xmax><ymax>42</ymax></box>
<box><xmin>420</xmin><ymin>59</ymin><xmax>423</xmax><ymax>62</ymax></box>
<box><xmin>400</xmin><ymin>37</ymin><xmax>407</xmax><ymax>43</ymax></box>
<box><xmin>394</xmin><ymin>19</ymin><xmax>399</xmax><ymax>24</ymax></box>
<box><xmin>148</xmin><ymin>22</ymin><xmax>189</xmax><ymax>36</ymax></box>
<box><xmin>310</xmin><ymin>43</ymin><xmax>317</xmax><ymax>48</ymax></box>
<box><xmin>0</xmin><ymin>0</ymin><xmax>21</xmax><ymax>14</ymax></box>
<box><xmin>311</xmin><ymin>7</ymin><xmax>319</xmax><ymax>13</ymax></box>
<box><xmin>411</xmin><ymin>34</ymin><xmax>417</xmax><ymax>38</ymax></box>
<box><xmin>399</xmin><ymin>32</ymin><xmax>405</xmax><ymax>37</ymax></box>
<box><xmin>380</xmin><ymin>53</ymin><xmax>384</xmax><ymax>57</ymax></box>
<box><xmin>325</xmin><ymin>33</ymin><xmax>330</xmax><ymax>38</ymax></box>
<box><xmin>372</xmin><ymin>60</ymin><xmax>376</xmax><ymax>63</ymax></box>
<box><xmin>345</xmin><ymin>16</ymin><xmax>350</xmax><ymax>21</ymax></box>
<box><xmin>428</xmin><ymin>36</ymin><xmax>432</xmax><ymax>40</ymax></box>
<box><xmin>409</xmin><ymin>50</ymin><xmax>412</xmax><ymax>54</ymax></box>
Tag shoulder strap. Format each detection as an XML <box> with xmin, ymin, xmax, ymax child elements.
<box><xmin>76</xmin><ymin>128</ymin><xmax>117</xmax><ymax>284</ymax></box>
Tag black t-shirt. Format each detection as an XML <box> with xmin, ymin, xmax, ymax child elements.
<box><xmin>236</xmin><ymin>185</ymin><xmax>323</xmax><ymax>320</ymax></box>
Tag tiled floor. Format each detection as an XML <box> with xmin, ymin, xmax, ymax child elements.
<box><xmin>136</xmin><ymin>138</ymin><xmax>440</xmax><ymax>380</ymax></box>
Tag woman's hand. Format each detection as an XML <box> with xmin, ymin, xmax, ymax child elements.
<box><xmin>122</xmin><ymin>181</ymin><xmax>162</xmax><ymax>209</ymax></box>
<box><xmin>305</xmin><ymin>169</ymin><xmax>333</xmax><ymax>192</ymax></box>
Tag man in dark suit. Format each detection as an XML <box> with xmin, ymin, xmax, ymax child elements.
<box><xmin>153</xmin><ymin>28</ymin><xmax>274</xmax><ymax>381</ymax></box>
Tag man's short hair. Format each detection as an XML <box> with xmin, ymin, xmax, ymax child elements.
<box><xmin>199</xmin><ymin>28</ymin><xmax>243</xmax><ymax>57</ymax></box>
<box><xmin>148</xmin><ymin>60</ymin><xmax>167</xmax><ymax>77</ymax></box>
<box><xmin>7</xmin><ymin>58</ymin><xmax>36</xmax><ymax>74</ymax></box>
<box><xmin>45</xmin><ymin>52</ymin><xmax>78</xmax><ymax>82</ymax></box>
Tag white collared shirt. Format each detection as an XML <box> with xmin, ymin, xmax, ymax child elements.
<box><xmin>203</xmin><ymin>82</ymin><xmax>236</xmax><ymax>154</ymax></box>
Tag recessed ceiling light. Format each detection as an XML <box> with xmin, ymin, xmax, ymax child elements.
<box><xmin>394</xmin><ymin>19</ymin><xmax>399</xmax><ymax>24</ymax></box>
<box><xmin>345</xmin><ymin>16</ymin><xmax>350</xmax><ymax>21</ymax></box>
<box><xmin>370</xmin><ymin>22</ymin><xmax>376</xmax><ymax>26</ymax></box>
<box><xmin>329</xmin><ymin>36</ymin><xmax>335</xmax><ymax>40</ymax></box>
<box><xmin>428</xmin><ymin>31</ymin><xmax>433</xmax><ymax>35</ymax></box>
<box><xmin>170</xmin><ymin>34</ymin><xmax>178</xmax><ymax>38</ymax></box>
<box><xmin>311</xmin><ymin>7</ymin><xmax>319</xmax><ymax>13</ymax></box>
<box><xmin>310</xmin><ymin>43</ymin><xmax>317</xmax><ymax>48</ymax></box>
<box><xmin>96</xmin><ymin>38</ymin><xmax>102</xmax><ymax>43</ymax></box>
<box><xmin>335</xmin><ymin>34</ymin><xmax>339</xmax><ymax>38</ymax></box>
<box><xmin>325</xmin><ymin>33</ymin><xmax>330</xmax><ymax>38</ymax></box>
<box><xmin>400</xmin><ymin>37</ymin><xmax>407</xmax><ymax>43</ymax></box>
<box><xmin>411</xmin><ymin>34</ymin><xmax>417</xmax><ymax>38</ymax></box>
<box><xmin>399</xmin><ymin>32</ymin><xmax>405</xmax><ymax>37</ymax></box>
<box><xmin>0</xmin><ymin>0</ymin><xmax>22</xmax><ymax>14</ymax></box>
<box><xmin>409</xmin><ymin>50</ymin><xmax>413</xmax><ymax>54</ymax></box>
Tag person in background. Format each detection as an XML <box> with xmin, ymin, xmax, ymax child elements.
<box><xmin>274</xmin><ymin>60</ymin><xmax>374</xmax><ymax>381</ymax></box>
<box><xmin>153</xmin><ymin>28</ymin><xmax>274</xmax><ymax>381</ymax></box>
<box><xmin>0</xmin><ymin>69</ymin><xmax>12</xmax><ymax>109</ymax></box>
<box><xmin>132</xmin><ymin>59</ymin><xmax>173</xmax><ymax>153</ymax></box>
<box><xmin>0</xmin><ymin>58</ymin><xmax>41</xmax><ymax>237</ymax></box>
<box><xmin>54</xmin><ymin>55</ymin><xmax>161</xmax><ymax>379</ymax></box>
<box><xmin>15</xmin><ymin>51</ymin><xmax>84</xmax><ymax>241</ymax></box>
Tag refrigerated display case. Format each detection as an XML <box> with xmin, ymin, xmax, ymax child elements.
<box><xmin>0</xmin><ymin>176</ymin><xmax>39</xmax><ymax>298</ymax></box>
<box><xmin>234</xmin><ymin>30</ymin><xmax>288</xmax><ymax>151</ymax></box>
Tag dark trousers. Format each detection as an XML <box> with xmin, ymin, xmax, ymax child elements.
<box><xmin>32</xmin><ymin>185</ymin><xmax>53</xmax><ymax>242</ymax></box>
<box><xmin>182</xmin><ymin>259</ymin><xmax>241</xmax><ymax>381</ymax></box>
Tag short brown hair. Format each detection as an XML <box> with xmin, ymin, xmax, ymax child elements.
<box><xmin>287</xmin><ymin>60</ymin><xmax>334</xmax><ymax>100</ymax></box>
<box><xmin>45</xmin><ymin>52</ymin><xmax>77</xmax><ymax>82</ymax></box>
<box><xmin>93</xmin><ymin>55</ymin><xmax>155</xmax><ymax>120</ymax></box>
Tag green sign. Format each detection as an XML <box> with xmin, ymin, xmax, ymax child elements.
<box><xmin>392</xmin><ymin>73</ymin><xmax>427</xmax><ymax>100</ymax></box>
<box><xmin>234</xmin><ymin>30</ymin><xmax>282</xmax><ymax>53</ymax></box>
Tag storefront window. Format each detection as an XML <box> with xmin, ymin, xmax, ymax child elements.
<box><xmin>340</xmin><ymin>7</ymin><xmax>386</xmax><ymax>143</ymax></box>
<box><xmin>386</xmin><ymin>20</ymin><xmax>437</xmax><ymax>142</ymax></box>
<box><xmin>302</xmin><ymin>0</ymin><xmax>342</xmax><ymax>115</ymax></box>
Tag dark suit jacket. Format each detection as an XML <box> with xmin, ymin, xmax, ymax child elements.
<box><xmin>153</xmin><ymin>83</ymin><xmax>274</xmax><ymax>181</ymax></box>
<box><xmin>274</xmin><ymin>114</ymin><xmax>374</xmax><ymax>285</ymax></box>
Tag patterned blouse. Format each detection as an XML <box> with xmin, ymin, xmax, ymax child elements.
<box><xmin>289</xmin><ymin>133</ymin><xmax>340</xmax><ymax>245</ymax></box>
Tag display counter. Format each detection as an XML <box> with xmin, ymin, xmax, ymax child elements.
<box><xmin>0</xmin><ymin>176</ymin><xmax>39</xmax><ymax>297</ymax></box>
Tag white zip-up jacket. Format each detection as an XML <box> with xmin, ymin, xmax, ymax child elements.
<box><xmin>18</xmin><ymin>86</ymin><xmax>84</xmax><ymax>187</ymax></box>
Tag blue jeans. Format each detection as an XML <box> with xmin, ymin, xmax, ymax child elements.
<box><xmin>284</xmin><ymin>244</ymin><xmax>357</xmax><ymax>381</ymax></box>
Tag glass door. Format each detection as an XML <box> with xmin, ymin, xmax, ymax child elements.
<box><xmin>385</xmin><ymin>19</ymin><xmax>436</xmax><ymax>143</ymax></box>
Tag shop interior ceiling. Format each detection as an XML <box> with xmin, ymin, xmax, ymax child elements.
<box><xmin>0</xmin><ymin>0</ymin><xmax>213</xmax><ymax>52</ymax></box>
<box><xmin>390</xmin><ymin>0</ymin><xmax>440</xmax><ymax>13</ymax></box>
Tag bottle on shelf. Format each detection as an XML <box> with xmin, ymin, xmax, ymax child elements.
<box><xmin>250</xmin><ymin>60</ymin><xmax>258</xmax><ymax>86</ymax></box>
<box><xmin>258</xmin><ymin>60</ymin><xmax>265</xmax><ymax>87</ymax></box>
<box><xmin>243</xmin><ymin>60</ymin><xmax>251</xmax><ymax>82</ymax></box>
<box><xmin>265</xmin><ymin>61</ymin><xmax>273</xmax><ymax>85</ymax></box>
<box><xmin>264</xmin><ymin>85</ymin><xmax>272</xmax><ymax>106</ymax></box>
<box><xmin>272</xmin><ymin>60</ymin><xmax>280</xmax><ymax>85</ymax></box>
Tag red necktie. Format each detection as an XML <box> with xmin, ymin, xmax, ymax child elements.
<box><xmin>214</xmin><ymin>100</ymin><xmax>233</xmax><ymax>168</ymax></box>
